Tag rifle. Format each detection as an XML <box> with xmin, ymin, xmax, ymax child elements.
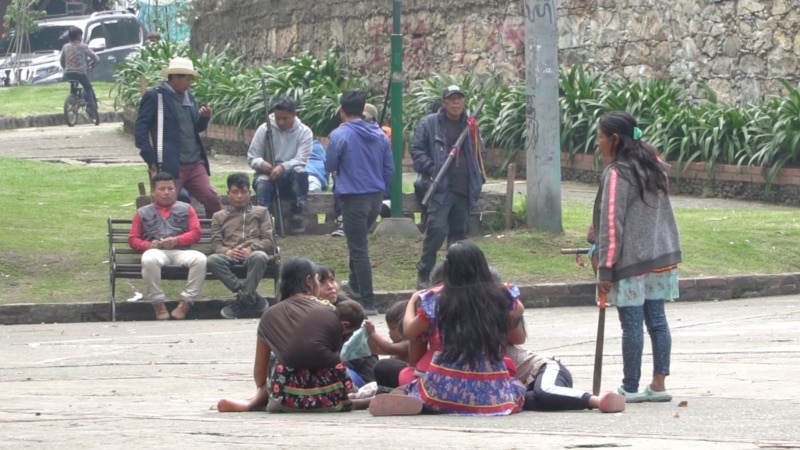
<box><xmin>561</xmin><ymin>247</ymin><xmax>591</xmax><ymax>268</ymax></box>
<box><xmin>260</xmin><ymin>79</ymin><xmax>284</xmax><ymax>237</ymax></box>
<box><xmin>560</xmin><ymin>248</ymin><xmax>590</xmax><ymax>254</ymax></box>
<box><xmin>378</xmin><ymin>76</ymin><xmax>391</xmax><ymax>126</ymax></box>
<box><xmin>421</xmin><ymin>98</ymin><xmax>486</xmax><ymax>206</ymax></box>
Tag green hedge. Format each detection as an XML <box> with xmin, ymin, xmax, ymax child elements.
<box><xmin>114</xmin><ymin>44</ymin><xmax>800</xmax><ymax>188</ymax></box>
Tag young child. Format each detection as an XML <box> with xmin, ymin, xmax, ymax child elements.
<box><xmin>366</xmin><ymin>300</ymin><xmax>409</xmax><ymax>358</ymax></box>
<box><xmin>316</xmin><ymin>263</ymin><xmax>338</xmax><ymax>303</ymax></box>
<box><xmin>489</xmin><ymin>265</ymin><xmax>625</xmax><ymax>413</ymax></box>
<box><xmin>369</xmin><ymin>242</ymin><xmax>526</xmax><ymax>416</ymax></box>
<box><xmin>368</xmin><ymin>300</ymin><xmax>430</xmax><ymax>389</ymax></box>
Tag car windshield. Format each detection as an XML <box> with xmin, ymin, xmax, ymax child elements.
<box><xmin>0</xmin><ymin>25</ymin><xmax>72</xmax><ymax>54</ymax></box>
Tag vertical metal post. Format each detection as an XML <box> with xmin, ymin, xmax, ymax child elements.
<box><xmin>524</xmin><ymin>0</ymin><xmax>563</xmax><ymax>232</ymax></box>
<box><xmin>389</xmin><ymin>0</ymin><xmax>404</xmax><ymax>217</ymax></box>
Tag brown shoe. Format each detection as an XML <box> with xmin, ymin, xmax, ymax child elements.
<box><xmin>152</xmin><ymin>301</ymin><xmax>170</xmax><ymax>320</ymax></box>
<box><xmin>170</xmin><ymin>300</ymin><xmax>191</xmax><ymax>320</ymax></box>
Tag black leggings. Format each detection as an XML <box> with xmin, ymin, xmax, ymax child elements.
<box><xmin>373</xmin><ymin>358</ymin><xmax>408</xmax><ymax>388</ymax></box>
<box><xmin>523</xmin><ymin>360</ymin><xmax>592</xmax><ymax>411</ymax></box>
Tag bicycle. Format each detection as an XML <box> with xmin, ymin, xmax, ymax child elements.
<box><xmin>64</xmin><ymin>79</ymin><xmax>100</xmax><ymax>127</ymax></box>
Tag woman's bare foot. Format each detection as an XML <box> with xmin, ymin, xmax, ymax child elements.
<box><xmin>216</xmin><ymin>398</ymin><xmax>251</xmax><ymax>412</ymax></box>
<box><xmin>597</xmin><ymin>392</ymin><xmax>626</xmax><ymax>413</ymax></box>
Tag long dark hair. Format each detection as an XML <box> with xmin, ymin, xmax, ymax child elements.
<box><xmin>436</xmin><ymin>241</ymin><xmax>508</xmax><ymax>364</ymax></box>
<box><xmin>278</xmin><ymin>257</ymin><xmax>316</xmax><ymax>301</ymax></box>
<box><xmin>599</xmin><ymin>111</ymin><xmax>669</xmax><ymax>201</ymax></box>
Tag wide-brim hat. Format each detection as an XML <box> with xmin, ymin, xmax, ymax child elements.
<box><xmin>363</xmin><ymin>103</ymin><xmax>379</xmax><ymax>121</ymax></box>
<box><xmin>160</xmin><ymin>57</ymin><xmax>199</xmax><ymax>77</ymax></box>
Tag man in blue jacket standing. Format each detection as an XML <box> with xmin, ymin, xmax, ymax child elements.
<box><xmin>135</xmin><ymin>57</ymin><xmax>222</xmax><ymax>218</ymax></box>
<box><xmin>325</xmin><ymin>89</ymin><xmax>393</xmax><ymax>315</ymax></box>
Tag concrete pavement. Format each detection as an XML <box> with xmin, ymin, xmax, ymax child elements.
<box><xmin>2</xmin><ymin>295</ymin><xmax>799</xmax><ymax>449</ymax></box>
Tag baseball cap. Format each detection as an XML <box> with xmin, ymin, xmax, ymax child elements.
<box><xmin>442</xmin><ymin>85</ymin><xmax>464</xmax><ymax>99</ymax></box>
<box><xmin>363</xmin><ymin>103</ymin><xmax>379</xmax><ymax>121</ymax></box>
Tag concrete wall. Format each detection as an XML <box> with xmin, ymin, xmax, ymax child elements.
<box><xmin>192</xmin><ymin>0</ymin><xmax>800</xmax><ymax>105</ymax></box>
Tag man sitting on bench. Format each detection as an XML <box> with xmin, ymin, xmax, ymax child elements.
<box><xmin>128</xmin><ymin>172</ymin><xmax>206</xmax><ymax>320</ymax></box>
<box><xmin>208</xmin><ymin>173</ymin><xmax>276</xmax><ymax>319</ymax></box>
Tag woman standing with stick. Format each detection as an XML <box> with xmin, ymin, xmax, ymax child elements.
<box><xmin>593</xmin><ymin>111</ymin><xmax>682</xmax><ymax>403</ymax></box>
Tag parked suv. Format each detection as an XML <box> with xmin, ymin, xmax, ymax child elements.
<box><xmin>0</xmin><ymin>11</ymin><xmax>144</xmax><ymax>86</ymax></box>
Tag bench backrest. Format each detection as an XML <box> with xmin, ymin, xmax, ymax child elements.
<box><xmin>107</xmin><ymin>217</ymin><xmax>279</xmax><ymax>264</ymax></box>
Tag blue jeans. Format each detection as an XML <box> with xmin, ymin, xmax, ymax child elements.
<box><xmin>415</xmin><ymin>192</ymin><xmax>469</xmax><ymax>274</ymax></box>
<box><xmin>254</xmin><ymin>169</ymin><xmax>308</xmax><ymax>215</ymax></box>
<box><xmin>617</xmin><ymin>299</ymin><xmax>672</xmax><ymax>393</ymax></box>
<box><xmin>341</xmin><ymin>192</ymin><xmax>382</xmax><ymax>310</ymax></box>
<box><xmin>63</xmin><ymin>71</ymin><xmax>97</xmax><ymax>113</ymax></box>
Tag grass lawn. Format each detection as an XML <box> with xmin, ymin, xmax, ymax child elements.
<box><xmin>1</xmin><ymin>156</ymin><xmax>799</xmax><ymax>305</ymax></box>
<box><xmin>0</xmin><ymin>82</ymin><xmax>117</xmax><ymax>118</ymax></box>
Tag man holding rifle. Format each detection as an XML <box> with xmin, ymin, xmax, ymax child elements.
<box><xmin>410</xmin><ymin>85</ymin><xmax>486</xmax><ymax>289</ymax></box>
<box><xmin>248</xmin><ymin>97</ymin><xmax>313</xmax><ymax>235</ymax></box>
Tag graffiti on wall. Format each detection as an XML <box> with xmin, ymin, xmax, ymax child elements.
<box><xmin>368</xmin><ymin>16</ymin><xmax>526</xmax><ymax>75</ymax></box>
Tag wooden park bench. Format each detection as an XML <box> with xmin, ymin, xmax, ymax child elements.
<box><xmin>106</xmin><ymin>216</ymin><xmax>280</xmax><ymax>322</ymax></box>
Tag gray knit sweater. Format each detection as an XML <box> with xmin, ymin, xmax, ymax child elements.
<box><xmin>593</xmin><ymin>162</ymin><xmax>682</xmax><ymax>282</ymax></box>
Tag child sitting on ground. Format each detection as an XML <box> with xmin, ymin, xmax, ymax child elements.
<box><xmin>489</xmin><ymin>266</ymin><xmax>626</xmax><ymax>413</ymax></box>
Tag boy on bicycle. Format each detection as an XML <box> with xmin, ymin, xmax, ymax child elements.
<box><xmin>60</xmin><ymin>26</ymin><xmax>100</xmax><ymax>115</ymax></box>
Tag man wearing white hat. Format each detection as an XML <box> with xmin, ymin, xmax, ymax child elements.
<box><xmin>135</xmin><ymin>57</ymin><xmax>222</xmax><ymax>218</ymax></box>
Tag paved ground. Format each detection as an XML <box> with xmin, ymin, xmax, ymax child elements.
<box><xmin>2</xmin><ymin>295</ymin><xmax>799</xmax><ymax>449</ymax></box>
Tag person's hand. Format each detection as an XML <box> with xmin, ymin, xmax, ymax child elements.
<box><xmin>148</xmin><ymin>163</ymin><xmax>158</xmax><ymax>179</ymax></box>
<box><xmin>364</xmin><ymin>320</ymin><xmax>376</xmax><ymax>336</ymax></box>
<box><xmin>161</xmin><ymin>236</ymin><xmax>178</xmax><ymax>249</ymax></box>
<box><xmin>259</xmin><ymin>161</ymin><xmax>273</xmax><ymax>174</ymax></box>
<box><xmin>269</xmin><ymin>164</ymin><xmax>285</xmax><ymax>181</ymax></box>
<box><xmin>149</xmin><ymin>239</ymin><xmax>162</xmax><ymax>249</ymax></box>
<box><xmin>227</xmin><ymin>245</ymin><xmax>247</xmax><ymax>262</ymax></box>
<box><xmin>199</xmin><ymin>103</ymin><xmax>212</xmax><ymax>117</ymax></box>
<box><xmin>597</xmin><ymin>279</ymin><xmax>612</xmax><ymax>294</ymax></box>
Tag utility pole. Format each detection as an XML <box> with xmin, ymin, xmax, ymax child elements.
<box><xmin>374</xmin><ymin>0</ymin><xmax>419</xmax><ymax>237</ymax></box>
<box><xmin>389</xmin><ymin>0</ymin><xmax>403</xmax><ymax>217</ymax></box>
<box><xmin>524</xmin><ymin>0</ymin><xmax>562</xmax><ymax>232</ymax></box>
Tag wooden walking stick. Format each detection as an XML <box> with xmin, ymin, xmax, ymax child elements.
<box><xmin>592</xmin><ymin>291</ymin><xmax>607</xmax><ymax>396</ymax></box>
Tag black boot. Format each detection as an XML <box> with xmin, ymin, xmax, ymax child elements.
<box><xmin>416</xmin><ymin>271</ymin><xmax>431</xmax><ymax>290</ymax></box>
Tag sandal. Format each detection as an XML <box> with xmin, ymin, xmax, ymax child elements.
<box><xmin>644</xmin><ymin>385</ymin><xmax>672</xmax><ymax>402</ymax></box>
<box><xmin>369</xmin><ymin>393</ymin><xmax>423</xmax><ymax>416</ymax></box>
<box><xmin>616</xmin><ymin>385</ymin><xmax>648</xmax><ymax>403</ymax></box>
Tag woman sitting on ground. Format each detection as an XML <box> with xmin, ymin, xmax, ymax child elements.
<box><xmin>217</xmin><ymin>257</ymin><xmax>365</xmax><ymax>413</ymax></box>
<box><xmin>369</xmin><ymin>241</ymin><xmax>526</xmax><ymax>416</ymax></box>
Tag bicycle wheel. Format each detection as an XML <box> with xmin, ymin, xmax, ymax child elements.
<box><xmin>64</xmin><ymin>95</ymin><xmax>79</xmax><ymax>127</ymax></box>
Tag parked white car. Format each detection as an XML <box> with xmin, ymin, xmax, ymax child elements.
<box><xmin>0</xmin><ymin>10</ymin><xmax>144</xmax><ymax>86</ymax></box>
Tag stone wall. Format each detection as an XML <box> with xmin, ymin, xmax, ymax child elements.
<box><xmin>192</xmin><ymin>0</ymin><xmax>800</xmax><ymax>105</ymax></box>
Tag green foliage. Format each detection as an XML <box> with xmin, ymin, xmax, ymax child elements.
<box><xmin>112</xmin><ymin>47</ymin><xmax>800</xmax><ymax>188</ymax></box>
<box><xmin>112</xmin><ymin>44</ymin><xmax>370</xmax><ymax>136</ymax></box>
<box><xmin>4</xmin><ymin>0</ymin><xmax>45</xmax><ymax>33</ymax></box>
<box><xmin>748</xmin><ymin>79</ymin><xmax>800</xmax><ymax>190</ymax></box>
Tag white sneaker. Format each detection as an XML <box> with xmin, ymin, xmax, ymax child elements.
<box><xmin>331</xmin><ymin>215</ymin><xmax>345</xmax><ymax>237</ymax></box>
